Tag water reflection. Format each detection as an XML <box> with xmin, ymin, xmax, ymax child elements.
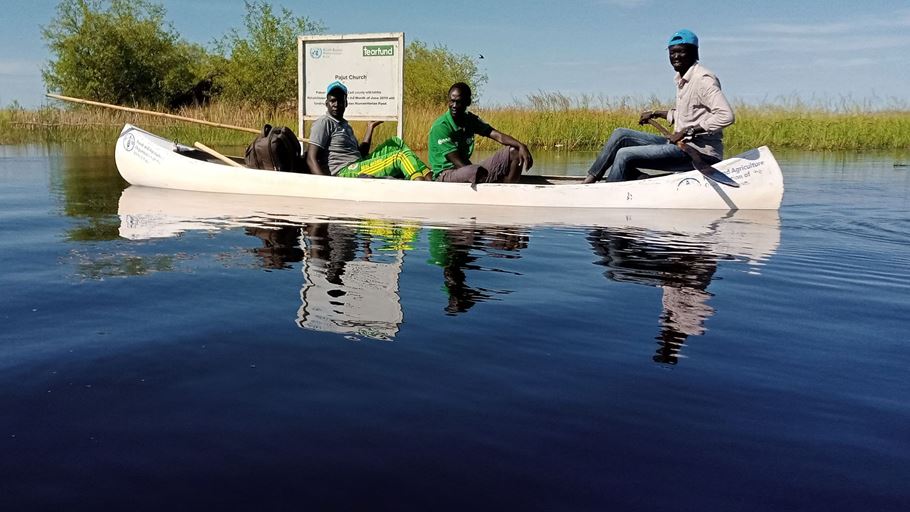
<box><xmin>242</xmin><ymin>221</ymin><xmax>529</xmax><ymax>334</ymax></box>
<box><xmin>427</xmin><ymin>226</ymin><xmax>528</xmax><ymax>315</ymax></box>
<box><xmin>239</xmin><ymin>221</ymin><xmax>412</xmax><ymax>339</ymax></box>
<box><xmin>296</xmin><ymin>222</ymin><xmax>416</xmax><ymax>340</ymax></box>
<box><xmin>587</xmin><ymin>211</ymin><xmax>778</xmax><ymax>363</ymax></box>
<box><xmin>245</xmin><ymin>226</ymin><xmax>305</xmax><ymax>269</ymax></box>
<box><xmin>48</xmin><ymin>147</ymin><xmax>127</xmax><ymax>241</ymax></box>
<box><xmin>589</xmin><ymin>226</ymin><xmax>717</xmax><ymax>364</ymax></box>
<box><xmin>72</xmin><ymin>252</ymin><xmax>178</xmax><ymax>279</ymax></box>
<box><xmin>115</xmin><ymin>186</ymin><xmax>780</xmax><ymax>353</ymax></box>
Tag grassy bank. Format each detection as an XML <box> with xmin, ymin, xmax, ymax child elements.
<box><xmin>2</xmin><ymin>99</ymin><xmax>909</xmax><ymax>151</ymax></box>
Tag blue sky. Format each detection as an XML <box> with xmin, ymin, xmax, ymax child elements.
<box><xmin>2</xmin><ymin>0</ymin><xmax>910</xmax><ymax>108</ymax></box>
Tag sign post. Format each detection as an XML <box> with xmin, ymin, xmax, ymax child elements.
<box><xmin>298</xmin><ymin>33</ymin><xmax>405</xmax><ymax>140</ymax></box>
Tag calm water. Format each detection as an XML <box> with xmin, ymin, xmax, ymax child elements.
<box><xmin>1</xmin><ymin>144</ymin><xmax>909</xmax><ymax>511</ymax></box>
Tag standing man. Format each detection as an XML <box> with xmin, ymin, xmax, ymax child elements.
<box><xmin>583</xmin><ymin>29</ymin><xmax>734</xmax><ymax>183</ymax></box>
<box><xmin>428</xmin><ymin>82</ymin><xmax>533</xmax><ymax>184</ymax></box>
<box><xmin>307</xmin><ymin>81</ymin><xmax>430</xmax><ymax>180</ymax></box>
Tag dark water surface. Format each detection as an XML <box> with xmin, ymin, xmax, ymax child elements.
<box><xmin>2</xmin><ymin>145</ymin><xmax>909</xmax><ymax>511</ymax></box>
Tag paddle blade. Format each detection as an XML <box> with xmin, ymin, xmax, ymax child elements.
<box><xmin>698</xmin><ymin>166</ymin><xmax>740</xmax><ymax>188</ymax></box>
<box><xmin>685</xmin><ymin>147</ymin><xmax>740</xmax><ymax>188</ymax></box>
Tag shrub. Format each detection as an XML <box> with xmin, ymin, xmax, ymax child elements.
<box><xmin>404</xmin><ymin>41</ymin><xmax>487</xmax><ymax>107</ymax></box>
<box><xmin>42</xmin><ymin>0</ymin><xmax>202</xmax><ymax>106</ymax></box>
<box><xmin>214</xmin><ymin>0</ymin><xmax>324</xmax><ymax>110</ymax></box>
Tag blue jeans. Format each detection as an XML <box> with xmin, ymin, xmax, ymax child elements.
<box><xmin>587</xmin><ymin>128</ymin><xmax>704</xmax><ymax>182</ymax></box>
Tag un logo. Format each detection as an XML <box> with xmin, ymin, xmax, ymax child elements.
<box><xmin>310</xmin><ymin>47</ymin><xmax>323</xmax><ymax>59</ymax></box>
<box><xmin>123</xmin><ymin>133</ymin><xmax>136</xmax><ymax>151</ymax></box>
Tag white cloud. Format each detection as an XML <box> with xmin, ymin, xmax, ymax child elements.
<box><xmin>594</xmin><ymin>0</ymin><xmax>650</xmax><ymax>8</ymax></box>
<box><xmin>754</xmin><ymin>9</ymin><xmax>910</xmax><ymax>35</ymax></box>
<box><xmin>710</xmin><ymin>34</ymin><xmax>910</xmax><ymax>53</ymax></box>
<box><xmin>537</xmin><ymin>60</ymin><xmax>600</xmax><ymax>68</ymax></box>
<box><xmin>812</xmin><ymin>57</ymin><xmax>879</xmax><ymax>68</ymax></box>
<box><xmin>758</xmin><ymin>56</ymin><xmax>885</xmax><ymax>71</ymax></box>
<box><xmin>0</xmin><ymin>60</ymin><xmax>40</xmax><ymax>77</ymax></box>
<box><xmin>708</xmin><ymin>9</ymin><xmax>910</xmax><ymax>58</ymax></box>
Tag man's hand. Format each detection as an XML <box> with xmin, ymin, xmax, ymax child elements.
<box><xmin>639</xmin><ymin>110</ymin><xmax>668</xmax><ymax>126</ymax></box>
<box><xmin>639</xmin><ymin>111</ymin><xmax>655</xmax><ymax>125</ymax></box>
<box><xmin>667</xmin><ymin>130</ymin><xmax>687</xmax><ymax>144</ymax></box>
<box><xmin>360</xmin><ymin>121</ymin><xmax>385</xmax><ymax>156</ymax></box>
<box><xmin>517</xmin><ymin>144</ymin><xmax>534</xmax><ymax>171</ymax></box>
<box><xmin>488</xmin><ymin>129</ymin><xmax>533</xmax><ymax>173</ymax></box>
<box><xmin>306</xmin><ymin>144</ymin><xmax>331</xmax><ymax>175</ymax></box>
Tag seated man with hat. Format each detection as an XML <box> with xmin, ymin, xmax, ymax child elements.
<box><xmin>306</xmin><ymin>81</ymin><xmax>430</xmax><ymax>180</ymax></box>
<box><xmin>583</xmin><ymin>29</ymin><xmax>735</xmax><ymax>183</ymax></box>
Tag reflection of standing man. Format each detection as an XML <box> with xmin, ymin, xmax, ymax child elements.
<box><xmin>588</xmin><ymin>227</ymin><xmax>718</xmax><ymax>365</ymax></box>
<box><xmin>427</xmin><ymin>228</ymin><xmax>487</xmax><ymax>314</ymax></box>
<box><xmin>654</xmin><ymin>286</ymin><xmax>715</xmax><ymax>365</ymax></box>
<box><xmin>427</xmin><ymin>226</ymin><xmax>528</xmax><ymax>315</ymax></box>
<box><xmin>583</xmin><ymin>29</ymin><xmax>734</xmax><ymax>183</ymax></box>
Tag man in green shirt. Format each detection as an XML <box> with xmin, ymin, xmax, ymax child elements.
<box><xmin>428</xmin><ymin>82</ymin><xmax>533</xmax><ymax>183</ymax></box>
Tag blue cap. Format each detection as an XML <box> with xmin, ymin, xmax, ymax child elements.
<box><xmin>668</xmin><ymin>29</ymin><xmax>698</xmax><ymax>48</ymax></box>
<box><xmin>326</xmin><ymin>80</ymin><xmax>347</xmax><ymax>96</ymax></box>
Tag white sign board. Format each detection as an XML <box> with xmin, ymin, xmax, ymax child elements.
<box><xmin>298</xmin><ymin>33</ymin><xmax>404</xmax><ymax>138</ymax></box>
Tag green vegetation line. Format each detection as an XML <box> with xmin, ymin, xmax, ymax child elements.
<box><xmin>2</xmin><ymin>102</ymin><xmax>909</xmax><ymax>151</ymax></box>
<box><xmin>6</xmin><ymin>0</ymin><xmax>907</xmax><ymax>151</ymax></box>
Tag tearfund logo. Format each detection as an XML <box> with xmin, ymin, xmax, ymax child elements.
<box><xmin>363</xmin><ymin>45</ymin><xmax>394</xmax><ymax>57</ymax></box>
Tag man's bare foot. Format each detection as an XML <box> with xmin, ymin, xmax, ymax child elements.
<box><xmin>582</xmin><ymin>175</ymin><xmax>598</xmax><ymax>184</ymax></box>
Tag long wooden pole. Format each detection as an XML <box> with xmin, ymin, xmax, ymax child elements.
<box><xmin>46</xmin><ymin>93</ymin><xmax>261</xmax><ymax>134</ymax></box>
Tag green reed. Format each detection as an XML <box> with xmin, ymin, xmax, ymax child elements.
<box><xmin>3</xmin><ymin>94</ymin><xmax>909</xmax><ymax>152</ymax></box>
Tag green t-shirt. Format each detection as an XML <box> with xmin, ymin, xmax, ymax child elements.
<box><xmin>427</xmin><ymin>110</ymin><xmax>493</xmax><ymax>177</ymax></box>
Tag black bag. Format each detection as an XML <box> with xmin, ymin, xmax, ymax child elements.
<box><xmin>244</xmin><ymin>124</ymin><xmax>304</xmax><ymax>172</ymax></box>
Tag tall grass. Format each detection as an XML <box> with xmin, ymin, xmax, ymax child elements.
<box><xmin>0</xmin><ymin>102</ymin><xmax>286</xmax><ymax>146</ymax></box>
<box><xmin>3</xmin><ymin>94</ymin><xmax>909</xmax><ymax>151</ymax></box>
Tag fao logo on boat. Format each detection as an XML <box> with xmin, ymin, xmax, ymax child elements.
<box><xmin>310</xmin><ymin>47</ymin><xmax>323</xmax><ymax>59</ymax></box>
<box><xmin>123</xmin><ymin>133</ymin><xmax>136</xmax><ymax>151</ymax></box>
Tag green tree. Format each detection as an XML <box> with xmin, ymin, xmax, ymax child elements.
<box><xmin>42</xmin><ymin>0</ymin><xmax>202</xmax><ymax>106</ymax></box>
<box><xmin>404</xmin><ymin>41</ymin><xmax>487</xmax><ymax>107</ymax></box>
<box><xmin>215</xmin><ymin>1</ymin><xmax>324</xmax><ymax>110</ymax></box>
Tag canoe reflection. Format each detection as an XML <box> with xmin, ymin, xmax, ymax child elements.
<box><xmin>117</xmin><ymin>187</ymin><xmax>780</xmax><ymax>353</ymax></box>
<box><xmin>587</xmin><ymin>211</ymin><xmax>777</xmax><ymax>364</ymax></box>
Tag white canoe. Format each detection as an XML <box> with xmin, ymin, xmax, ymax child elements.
<box><xmin>115</xmin><ymin>124</ymin><xmax>784</xmax><ymax>210</ymax></box>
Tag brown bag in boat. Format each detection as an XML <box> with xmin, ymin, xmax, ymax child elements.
<box><xmin>244</xmin><ymin>124</ymin><xmax>304</xmax><ymax>172</ymax></box>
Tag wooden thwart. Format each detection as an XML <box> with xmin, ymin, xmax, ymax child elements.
<box><xmin>193</xmin><ymin>142</ymin><xmax>245</xmax><ymax>168</ymax></box>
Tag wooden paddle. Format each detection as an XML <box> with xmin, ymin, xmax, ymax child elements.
<box><xmin>45</xmin><ymin>93</ymin><xmax>309</xmax><ymax>143</ymax></box>
<box><xmin>646</xmin><ymin>119</ymin><xmax>739</xmax><ymax>188</ymax></box>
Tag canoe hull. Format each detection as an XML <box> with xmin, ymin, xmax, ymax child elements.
<box><xmin>115</xmin><ymin>124</ymin><xmax>784</xmax><ymax>210</ymax></box>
